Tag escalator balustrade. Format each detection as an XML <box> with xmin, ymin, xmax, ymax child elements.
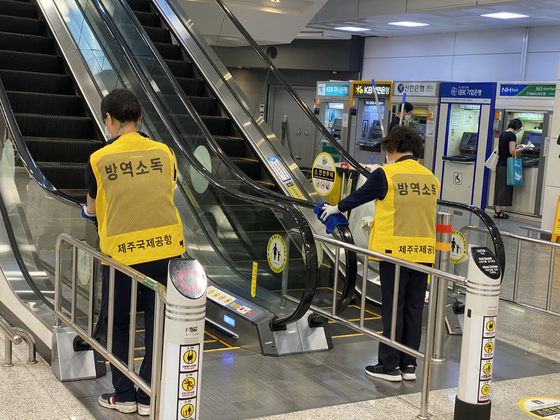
<box><xmin>0</xmin><ymin>0</ymin><xmax>103</xmax><ymax>202</ymax></box>
<box><xmin>124</xmin><ymin>0</ymin><xmax>277</xmax><ymax>192</ymax></box>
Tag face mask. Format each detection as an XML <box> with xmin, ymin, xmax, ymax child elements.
<box><xmin>385</xmin><ymin>155</ymin><xmax>395</xmax><ymax>165</ymax></box>
<box><xmin>104</xmin><ymin>126</ymin><xmax>111</xmax><ymax>137</ymax></box>
<box><xmin>404</xmin><ymin>114</ymin><xmax>412</xmax><ymax>121</ymax></box>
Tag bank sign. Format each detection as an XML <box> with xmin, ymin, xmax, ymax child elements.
<box><xmin>394</xmin><ymin>82</ymin><xmax>437</xmax><ymax>97</ymax></box>
<box><xmin>440</xmin><ymin>82</ymin><xmax>496</xmax><ymax>104</ymax></box>
<box><xmin>317</xmin><ymin>83</ymin><xmax>349</xmax><ymax>97</ymax></box>
<box><xmin>499</xmin><ymin>83</ymin><xmax>556</xmax><ymax>98</ymax></box>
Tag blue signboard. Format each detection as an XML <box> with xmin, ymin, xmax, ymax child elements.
<box><xmin>440</xmin><ymin>83</ymin><xmax>497</xmax><ymax>104</ymax></box>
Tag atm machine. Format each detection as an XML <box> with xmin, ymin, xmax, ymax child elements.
<box><xmin>487</xmin><ymin>82</ymin><xmax>555</xmax><ymax>216</ymax></box>
<box><xmin>315</xmin><ymin>81</ymin><xmax>352</xmax><ymax>162</ymax></box>
<box><xmin>391</xmin><ymin>82</ymin><xmax>441</xmax><ymax>171</ymax></box>
<box><xmin>347</xmin><ymin>81</ymin><xmax>393</xmax><ymax>165</ymax></box>
<box><xmin>434</xmin><ymin>82</ymin><xmax>497</xmax><ymax>209</ymax></box>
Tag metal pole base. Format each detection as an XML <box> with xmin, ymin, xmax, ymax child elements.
<box><xmin>454</xmin><ymin>397</ymin><xmax>491</xmax><ymax>420</ymax></box>
<box><xmin>431</xmin><ymin>356</ymin><xmax>447</xmax><ymax>363</ymax></box>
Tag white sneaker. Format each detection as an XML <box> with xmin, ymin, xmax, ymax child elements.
<box><xmin>401</xmin><ymin>365</ymin><xmax>416</xmax><ymax>381</ymax></box>
<box><xmin>138</xmin><ymin>403</ymin><xmax>150</xmax><ymax>416</ymax></box>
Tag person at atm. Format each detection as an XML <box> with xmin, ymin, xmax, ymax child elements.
<box><xmin>317</xmin><ymin>126</ymin><xmax>439</xmax><ymax>382</ymax></box>
<box><xmin>389</xmin><ymin>102</ymin><xmax>414</xmax><ymax>132</ymax></box>
<box><xmin>494</xmin><ymin>118</ymin><xmax>532</xmax><ymax>219</ymax></box>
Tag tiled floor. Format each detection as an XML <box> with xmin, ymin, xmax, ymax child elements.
<box><xmin>2</xmin><ymin>210</ymin><xmax>559</xmax><ymax>420</ymax></box>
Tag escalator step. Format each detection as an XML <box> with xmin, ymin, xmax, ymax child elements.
<box><xmin>188</xmin><ymin>96</ymin><xmax>219</xmax><ymax>116</ymax></box>
<box><xmin>24</xmin><ymin>137</ymin><xmax>102</xmax><ymax>163</ymax></box>
<box><xmin>7</xmin><ymin>91</ymin><xmax>84</xmax><ymax>116</ymax></box>
<box><xmin>0</xmin><ymin>31</ymin><xmax>53</xmax><ymax>54</ymax></box>
<box><xmin>231</xmin><ymin>158</ymin><xmax>261</xmax><ymax>180</ymax></box>
<box><xmin>0</xmin><ymin>69</ymin><xmax>73</xmax><ymax>94</ymax></box>
<box><xmin>200</xmin><ymin>116</ymin><xmax>232</xmax><ymax>137</ymax></box>
<box><xmin>176</xmin><ymin>77</ymin><xmax>205</xmax><ymax>96</ymax></box>
<box><xmin>125</xmin><ymin>0</ymin><xmax>151</xmax><ymax>12</ymax></box>
<box><xmin>15</xmin><ymin>114</ymin><xmax>95</xmax><ymax>139</ymax></box>
<box><xmin>0</xmin><ymin>50</ymin><xmax>62</xmax><ymax>74</ymax></box>
<box><xmin>143</xmin><ymin>26</ymin><xmax>171</xmax><ymax>44</ymax></box>
<box><xmin>164</xmin><ymin>59</ymin><xmax>193</xmax><ymax>78</ymax></box>
<box><xmin>0</xmin><ymin>0</ymin><xmax>38</xmax><ymax>19</ymax></box>
<box><xmin>36</xmin><ymin>162</ymin><xmax>88</xmax><ymax>190</ymax></box>
<box><xmin>213</xmin><ymin>136</ymin><xmax>246</xmax><ymax>157</ymax></box>
<box><xmin>0</xmin><ymin>14</ymin><xmax>44</xmax><ymax>36</ymax></box>
<box><xmin>133</xmin><ymin>10</ymin><xmax>160</xmax><ymax>27</ymax></box>
<box><xmin>153</xmin><ymin>41</ymin><xmax>182</xmax><ymax>60</ymax></box>
<box><xmin>59</xmin><ymin>189</ymin><xmax>87</xmax><ymax>203</ymax></box>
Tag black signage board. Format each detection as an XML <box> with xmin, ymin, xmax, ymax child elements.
<box><xmin>471</xmin><ymin>247</ymin><xmax>501</xmax><ymax>280</ymax></box>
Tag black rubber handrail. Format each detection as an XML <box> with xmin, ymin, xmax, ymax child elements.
<box><xmin>438</xmin><ymin>200</ymin><xmax>506</xmax><ymax>276</ymax></box>
<box><xmin>0</xmin><ymin>80</ymin><xmax>55</xmax><ymax>310</ymax></box>
<box><xmin>190</xmin><ymin>0</ymin><xmax>508</xmax><ymax>272</ymax></box>
<box><xmin>102</xmin><ymin>0</ymin><xmax>358</xmax><ymax>316</ymax></box>
<box><xmin>91</xmin><ymin>0</ymin><xmax>319</xmax><ymax>330</ymax></box>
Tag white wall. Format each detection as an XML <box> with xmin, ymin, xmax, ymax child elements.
<box><xmin>363</xmin><ymin>26</ymin><xmax>560</xmax><ymax>82</ymax></box>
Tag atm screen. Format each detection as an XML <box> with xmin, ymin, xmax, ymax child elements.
<box><xmin>413</xmin><ymin>124</ymin><xmax>426</xmax><ymax>135</ymax></box>
<box><xmin>523</xmin><ymin>132</ymin><xmax>542</xmax><ymax>147</ymax></box>
<box><xmin>459</xmin><ymin>132</ymin><xmax>478</xmax><ymax>155</ymax></box>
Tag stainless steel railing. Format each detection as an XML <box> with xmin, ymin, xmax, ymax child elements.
<box><xmin>54</xmin><ymin>233</ymin><xmax>167</xmax><ymax>420</ymax></box>
<box><xmin>459</xmin><ymin>225</ymin><xmax>559</xmax><ymax>317</ymax></box>
<box><xmin>282</xmin><ymin>233</ymin><xmax>467</xmax><ymax>420</ymax></box>
<box><xmin>0</xmin><ymin>315</ymin><xmax>36</xmax><ymax>366</ymax></box>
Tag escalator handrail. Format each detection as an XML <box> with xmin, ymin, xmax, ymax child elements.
<box><xmin>102</xmin><ymin>0</ymin><xmax>359</xmax><ymax>316</ymax></box>
<box><xmin>0</xmin><ymin>81</ymin><xmax>80</xmax><ymax>209</ymax></box>
<box><xmin>91</xmin><ymin>0</ymin><xmax>319</xmax><ymax>330</ymax></box>
<box><xmin>0</xmin><ymin>83</ymin><xmax>56</xmax><ymax>310</ymax></box>
<box><xmin>158</xmin><ymin>0</ymin><xmax>507</xmax><ymax>290</ymax></box>
<box><xmin>205</xmin><ymin>0</ymin><xmax>371</xmax><ymax>179</ymax></box>
<box><xmin>437</xmin><ymin>200</ymin><xmax>506</xmax><ymax>275</ymax></box>
<box><xmin>111</xmin><ymin>0</ymin><xmax>308</xmax><ymax>205</ymax></box>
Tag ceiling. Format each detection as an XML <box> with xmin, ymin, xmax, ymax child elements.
<box><xmin>303</xmin><ymin>0</ymin><xmax>560</xmax><ymax>39</ymax></box>
<box><xmin>182</xmin><ymin>0</ymin><xmax>560</xmax><ymax>46</ymax></box>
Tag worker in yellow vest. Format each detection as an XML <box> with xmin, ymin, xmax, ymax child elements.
<box><xmin>319</xmin><ymin>126</ymin><xmax>439</xmax><ymax>382</ymax></box>
<box><xmin>83</xmin><ymin>89</ymin><xmax>184</xmax><ymax>415</ymax></box>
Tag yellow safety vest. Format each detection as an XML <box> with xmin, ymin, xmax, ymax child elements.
<box><xmin>368</xmin><ymin>159</ymin><xmax>440</xmax><ymax>264</ymax></box>
<box><xmin>90</xmin><ymin>132</ymin><xmax>185</xmax><ymax>265</ymax></box>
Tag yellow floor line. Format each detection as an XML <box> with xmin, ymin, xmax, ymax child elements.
<box><xmin>332</xmin><ymin>333</ymin><xmax>363</xmax><ymax>338</ymax></box>
<box><xmin>204</xmin><ymin>330</ymin><xmax>235</xmax><ymax>348</ymax></box>
<box><xmin>203</xmin><ymin>347</ymin><xmax>241</xmax><ymax>353</ymax></box>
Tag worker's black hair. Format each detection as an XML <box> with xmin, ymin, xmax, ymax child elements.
<box><xmin>402</xmin><ymin>102</ymin><xmax>414</xmax><ymax>113</ymax></box>
<box><xmin>507</xmin><ymin>118</ymin><xmax>523</xmax><ymax>131</ymax></box>
<box><xmin>101</xmin><ymin>89</ymin><xmax>142</xmax><ymax>123</ymax></box>
<box><xmin>382</xmin><ymin>126</ymin><xmax>423</xmax><ymax>158</ymax></box>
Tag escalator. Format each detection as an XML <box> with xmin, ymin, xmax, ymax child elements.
<box><xmin>0</xmin><ymin>0</ymin><xmax>353</xmax><ymax>360</ymax></box>
<box><xmin>123</xmin><ymin>0</ymin><xmax>278</xmax><ymax>191</ymax></box>
<box><xmin>0</xmin><ymin>0</ymin><xmax>103</xmax><ymax>203</ymax></box>
<box><xmin>101</xmin><ymin>0</ymin><xmax>505</xmax><ymax>311</ymax></box>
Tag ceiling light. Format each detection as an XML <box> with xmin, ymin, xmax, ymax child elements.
<box><xmin>388</xmin><ymin>21</ymin><xmax>429</xmax><ymax>27</ymax></box>
<box><xmin>334</xmin><ymin>27</ymin><xmax>370</xmax><ymax>32</ymax></box>
<box><xmin>270</xmin><ymin>0</ymin><xmax>280</xmax><ymax>2</ymax></box>
<box><xmin>481</xmin><ymin>12</ymin><xmax>529</xmax><ymax>19</ymax></box>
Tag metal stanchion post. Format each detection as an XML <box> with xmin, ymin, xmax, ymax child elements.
<box><xmin>159</xmin><ymin>259</ymin><xmax>207</xmax><ymax>420</ymax></box>
<box><xmin>433</xmin><ymin>211</ymin><xmax>453</xmax><ymax>362</ymax></box>
<box><xmin>454</xmin><ymin>247</ymin><xmax>501</xmax><ymax>420</ymax></box>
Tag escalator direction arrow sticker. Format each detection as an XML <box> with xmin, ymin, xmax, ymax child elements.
<box><xmin>267</xmin><ymin>234</ymin><xmax>287</xmax><ymax>273</ymax></box>
<box><xmin>251</xmin><ymin>262</ymin><xmax>258</xmax><ymax>297</ymax></box>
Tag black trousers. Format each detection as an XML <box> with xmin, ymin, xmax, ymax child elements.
<box><xmin>101</xmin><ymin>256</ymin><xmax>178</xmax><ymax>404</ymax></box>
<box><xmin>378</xmin><ymin>261</ymin><xmax>429</xmax><ymax>370</ymax></box>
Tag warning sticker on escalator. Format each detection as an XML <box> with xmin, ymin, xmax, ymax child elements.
<box><xmin>312</xmin><ymin>153</ymin><xmax>336</xmax><ymax>196</ymax></box>
<box><xmin>267</xmin><ymin>234</ymin><xmax>287</xmax><ymax>273</ymax></box>
<box><xmin>519</xmin><ymin>397</ymin><xmax>560</xmax><ymax>419</ymax></box>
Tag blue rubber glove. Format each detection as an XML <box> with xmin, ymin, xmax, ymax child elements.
<box><xmin>81</xmin><ymin>205</ymin><xmax>96</xmax><ymax>221</ymax></box>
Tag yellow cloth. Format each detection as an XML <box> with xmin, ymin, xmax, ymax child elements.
<box><xmin>368</xmin><ymin>159</ymin><xmax>440</xmax><ymax>263</ymax></box>
<box><xmin>90</xmin><ymin>132</ymin><xmax>184</xmax><ymax>265</ymax></box>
